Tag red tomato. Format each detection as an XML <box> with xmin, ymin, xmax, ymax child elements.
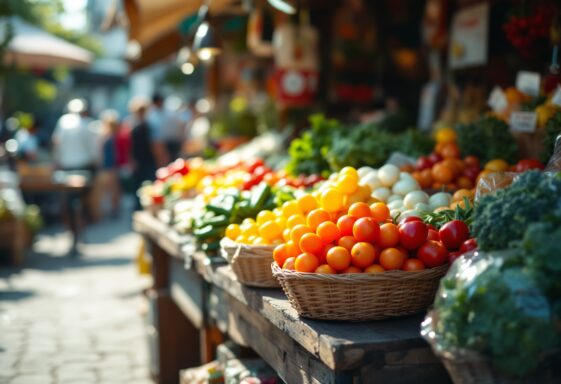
<box><xmin>352</xmin><ymin>217</ymin><xmax>380</xmax><ymax>243</ymax></box>
<box><xmin>462</xmin><ymin>165</ymin><xmax>480</xmax><ymax>182</ymax></box>
<box><xmin>398</xmin><ymin>221</ymin><xmax>428</xmax><ymax>250</ymax></box>
<box><xmin>426</xmin><ymin>224</ymin><xmax>437</xmax><ymax>231</ymax></box>
<box><xmin>172</xmin><ymin>158</ymin><xmax>190</xmax><ymax>175</ymax></box>
<box><xmin>448</xmin><ymin>251</ymin><xmax>462</xmax><ymax>265</ymax></box>
<box><xmin>399</xmin><ymin>216</ymin><xmax>423</xmax><ymax>225</ymax></box>
<box><xmin>439</xmin><ymin>220</ymin><xmax>470</xmax><ymax>250</ymax></box>
<box><xmin>428</xmin><ymin>152</ymin><xmax>443</xmax><ymax>165</ymax></box>
<box><xmin>246</xmin><ymin>159</ymin><xmax>264</xmax><ymax>173</ymax></box>
<box><xmin>416</xmin><ymin>156</ymin><xmax>432</xmax><ymax>171</ymax></box>
<box><xmin>514</xmin><ymin>158</ymin><xmax>545</xmax><ymax>172</ymax></box>
<box><xmin>459</xmin><ymin>238</ymin><xmax>478</xmax><ymax>253</ymax></box>
<box><xmin>337</xmin><ymin>215</ymin><xmax>358</xmax><ymax>236</ymax></box>
<box><xmin>417</xmin><ymin>240</ymin><xmax>448</xmax><ymax>267</ymax></box>
<box><xmin>427</xmin><ymin>229</ymin><xmax>440</xmax><ymax>241</ymax></box>
<box><xmin>402</xmin><ymin>258</ymin><xmax>426</xmax><ymax>271</ymax></box>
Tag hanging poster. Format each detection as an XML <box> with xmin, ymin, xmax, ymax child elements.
<box><xmin>448</xmin><ymin>3</ymin><xmax>489</xmax><ymax>69</ymax></box>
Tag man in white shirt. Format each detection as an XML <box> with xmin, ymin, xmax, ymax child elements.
<box><xmin>147</xmin><ymin>94</ymin><xmax>184</xmax><ymax>159</ymax></box>
<box><xmin>52</xmin><ymin>99</ymin><xmax>99</xmax><ymax>171</ymax></box>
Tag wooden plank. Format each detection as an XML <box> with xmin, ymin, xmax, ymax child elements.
<box><xmin>133</xmin><ymin>211</ymin><xmax>188</xmax><ymax>259</ymax></box>
<box><xmin>212</xmin><ymin>266</ymin><xmax>430</xmax><ymax>371</ymax></box>
<box><xmin>169</xmin><ymin>257</ymin><xmax>205</xmax><ymax>329</ymax></box>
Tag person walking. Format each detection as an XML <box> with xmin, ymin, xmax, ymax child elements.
<box><xmin>98</xmin><ymin>109</ymin><xmax>122</xmax><ymax>218</ymax></box>
<box><xmin>147</xmin><ymin>93</ymin><xmax>183</xmax><ymax>160</ymax></box>
<box><xmin>129</xmin><ymin>97</ymin><xmax>168</xmax><ymax>210</ymax></box>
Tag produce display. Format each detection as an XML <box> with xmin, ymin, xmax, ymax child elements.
<box><xmin>427</xmin><ymin>171</ymin><xmax>561</xmax><ymax>378</ymax></box>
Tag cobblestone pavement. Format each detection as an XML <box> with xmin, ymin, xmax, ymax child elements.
<box><xmin>0</xmin><ymin>213</ymin><xmax>154</xmax><ymax>384</ymax></box>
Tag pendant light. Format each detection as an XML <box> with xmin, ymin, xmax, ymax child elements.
<box><xmin>193</xmin><ymin>2</ymin><xmax>222</xmax><ymax>62</ymax></box>
<box><xmin>267</xmin><ymin>0</ymin><xmax>297</xmax><ymax>14</ymax></box>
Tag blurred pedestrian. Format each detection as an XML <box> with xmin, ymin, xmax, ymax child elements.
<box><xmin>147</xmin><ymin>93</ymin><xmax>182</xmax><ymax>160</ymax></box>
<box><xmin>129</xmin><ymin>97</ymin><xmax>168</xmax><ymax>210</ymax></box>
<box><xmin>52</xmin><ymin>99</ymin><xmax>98</xmax><ymax>173</ymax></box>
<box><xmin>15</xmin><ymin>119</ymin><xmax>40</xmax><ymax>163</ymax></box>
<box><xmin>98</xmin><ymin>109</ymin><xmax>121</xmax><ymax>218</ymax></box>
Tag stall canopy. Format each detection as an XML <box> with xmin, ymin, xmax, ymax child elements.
<box><xmin>124</xmin><ymin>0</ymin><xmax>242</xmax><ymax>71</ymax></box>
<box><xmin>1</xmin><ymin>17</ymin><xmax>93</xmax><ymax>68</ymax></box>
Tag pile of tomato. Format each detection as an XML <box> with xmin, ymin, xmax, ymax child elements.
<box><xmin>273</xmin><ymin>198</ymin><xmax>478</xmax><ymax>274</ymax></box>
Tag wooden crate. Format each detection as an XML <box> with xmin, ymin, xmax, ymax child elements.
<box><xmin>0</xmin><ymin>218</ymin><xmax>30</xmax><ymax>266</ymax></box>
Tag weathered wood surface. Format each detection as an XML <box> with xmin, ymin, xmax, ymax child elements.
<box><xmin>211</xmin><ymin>266</ymin><xmax>436</xmax><ymax>372</ymax></box>
<box><xmin>133</xmin><ymin>211</ymin><xmax>190</xmax><ymax>260</ymax></box>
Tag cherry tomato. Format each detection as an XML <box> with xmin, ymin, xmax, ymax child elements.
<box><xmin>459</xmin><ymin>238</ymin><xmax>478</xmax><ymax>253</ymax></box>
<box><xmin>427</xmin><ymin>229</ymin><xmax>440</xmax><ymax>241</ymax></box>
<box><xmin>439</xmin><ymin>220</ymin><xmax>470</xmax><ymax>250</ymax></box>
<box><xmin>398</xmin><ymin>221</ymin><xmax>428</xmax><ymax>250</ymax></box>
<box><xmin>417</xmin><ymin>240</ymin><xmax>448</xmax><ymax>267</ymax></box>
<box><xmin>402</xmin><ymin>258</ymin><xmax>426</xmax><ymax>271</ymax></box>
<box><xmin>514</xmin><ymin>158</ymin><xmax>545</xmax><ymax>172</ymax></box>
<box><xmin>428</xmin><ymin>152</ymin><xmax>443</xmax><ymax>165</ymax></box>
<box><xmin>399</xmin><ymin>216</ymin><xmax>423</xmax><ymax>225</ymax></box>
<box><xmin>416</xmin><ymin>156</ymin><xmax>432</xmax><ymax>171</ymax></box>
<box><xmin>352</xmin><ymin>217</ymin><xmax>380</xmax><ymax>243</ymax></box>
<box><xmin>448</xmin><ymin>251</ymin><xmax>462</xmax><ymax>265</ymax></box>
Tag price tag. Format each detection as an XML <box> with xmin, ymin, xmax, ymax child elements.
<box><xmin>516</xmin><ymin>71</ymin><xmax>541</xmax><ymax>97</ymax></box>
<box><xmin>487</xmin><ymin>86</ymin><xmax>508</xmax><ymax>112</ymax></box>
<box><xmin>510</xmin><ymin>111</ymin><xmax>537</xmax><ymax>133</ymax></box>
<box><xmin>552</xmin><ymin>86</ymin><xmax>561</xmax><ymax>107</ymax></box>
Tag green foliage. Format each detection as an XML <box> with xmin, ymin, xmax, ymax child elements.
<box><xmin>473</xmin><ymin>171</ymin><xmax>561</xmax><ymax>251</ymax></box>
<box><xmin>286</xmin><ymin>114</ymin><xmax>344</xmax><ymax>177</ymax></box>
<box><xmin>327</xmin><ymin>124</ymin><xmax>433</xmax><ymax>170</ymax></box>
<box><xmin>541</xmin><ymin>111</ymin><xmax>561</xmax><ymax>164</ymax></box>
<box><xmin>456</xmin><ymin>116</ymin><xmax>519</xmax><ymax>164</ymax></box>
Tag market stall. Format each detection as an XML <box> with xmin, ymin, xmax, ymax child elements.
<box><xmin>125</xmin><ymin>0</ymin><xmax>561</xmax><ymax>383</ymax></box>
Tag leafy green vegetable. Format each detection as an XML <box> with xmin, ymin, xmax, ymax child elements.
<box><xmin>473</xmin><ymin>171</ymin><xmax>561</xmax><ymax>251</ymax></box>
<box><xmin>540</xmin><ymin>110</ymin><xmax>561</xmax><ymax>164</ymax></box>
<box><xmin>421</xmin><ymin>198</ymin><xmax>474</xmax><ymax>229</ymax></box>
<box><xmin>327</xmin><ymin>124</ymin><xmax>433</xmax><ymax>170</ymax></box>
<box><xmin>434</xmin><ymin>256</ymin><xmax>560</xmax><ymax>377</ymax></box>
<box><xmin>456</xmin><ymin>116</ymin><xmax>519</xmax><ymax>164</ymax></box>
<box><xmin>285</xmin><ymin>114</ymin><xmax>345</xmax><ymax>177</ymax></box>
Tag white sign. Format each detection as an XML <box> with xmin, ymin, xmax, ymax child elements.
<box><xmin>487</xmin><ymin>86</ymin><xmax>508</xmax><ymax>113</ymax></box>
<box><xmin>516</xmin><ymin>71</ymin><xmax>541</xmax><ymax>97</ymax></box>
<box><xmin>448</xmin><ymin>3</ymin><xmax>489</xmax><ymax>69</ymax></box>
<box><xmin>551</xmin><ymin>86</ymin><xmax>561</xmax><ymax>107</ymax></box>
<box><xmin>510</xmin><ymin>111</ymin><xmax>537</xmax><ymax>133</ymax></box>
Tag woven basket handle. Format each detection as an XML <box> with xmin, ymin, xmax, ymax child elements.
<box><xmin>231</xmin><ymin>243</ymin><xmax>243</xmax><ymax>264</ymax></box>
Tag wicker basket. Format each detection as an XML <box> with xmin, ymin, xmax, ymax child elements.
<box><xmin>272</xmin><ymin>263</ymin><xmax>448</xmax><ymax>321</ymax></box>
<box><xmin>422</xmin><ymin>312</ymin><xmax>561</xmax><ymax>384</ymax></box>
<box><xmin>220</xmin><ymin>238</ymin><xmax>279</xmax><ymax>288</ymax></box>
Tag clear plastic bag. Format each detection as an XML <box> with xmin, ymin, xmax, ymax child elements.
<box><xmin>422</xmin><ymin>251</ymin><xmax>560</xmax><ymax>378</ymax></box>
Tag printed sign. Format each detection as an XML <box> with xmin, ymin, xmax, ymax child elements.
<box><xmin>516</xmin><ymin>71</ymin><xmax>541</xmax><ymax>97</ymax></box>
<box><xmin>487</xmin><ymin>86</ymin><xmax>508</xmax><ymax>113</ymax></box>
<box><xmin>510</xmin><ymin>111</ymin><xmax>537</xmax><ymax>133</ymax></box>
<box><xmin>551</xmin><ymin>86</ymin><xmax>561</xmax><ymax>107</ymax></box>
<box><xmin>448</xmin><ymin>3</ymin><xmax>489</xmax><ymax>69</ymax></box>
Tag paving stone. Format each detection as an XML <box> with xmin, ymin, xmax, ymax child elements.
<box><xmin>0</xmin><ymin>204</ymin><xmax>154</xmax><ymax>384</ymax></box>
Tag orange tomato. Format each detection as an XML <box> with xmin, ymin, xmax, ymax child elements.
<box><xmin>290</xmin><ymin>224</ymin><xmax>313</xmax><ymax>247</ymax></box>
<box><xmin>315</xmin><ymin>264</ymin><xmax>336</xmax><ymax>274</ymax></box>
<box><xmin>400</xmin><ymin>164</ymin><xmax>416</xmax><ymax>173</ymax></box>
<box><xmin>450</xmin><ymin>200</ymin><xmax>468</xmax><ymax>210</ymax></box>
<box><xmin>464</xmin><ymin>155</ymin><xmax>480</xmax><ymax>167</ymax></box>
<box><xmin>317</xmin><ymin>221</ymin><xmax>341</xmax><ymax>243</ymax></box>
<box><xmin>295</xmin><ymin>252</ymin><xmax>319</xmax><ymax>273</ymax></box>
<box><xmin>402</xmin><ymin>258</ymin><xmax>426</xmax><ymax>271</ymax></box>
<box><xmin>364</xmin><ymin>264</ymin><xmax>385</xmax><ymax>273</ymax></box>
<box><xmin>378</xmin><ymin>223</ymin><xmax>400</xmax><ymax>248</ymax></box>
<box><xmin>452</xmin><ymin>188</ymin><xmax>474</xmax><ymax>202</ymax></box>
<box><xmin>484</xmin><ymin>159</ymin><xmax>509</xmax><ymax>172</ymax></box>
<box><xmin>282</xmin><ymin>257</ymin><xmax>295</xmax><ymax>270</ymax></box>
<box><xmin>348</xmin><ymin>202</ymin><xmax>372</xmax><ymax>219</ymax></box>
<box><xmin>351</xmin><ymin>242</ymin><xmax>377</xmax><ymax>268</ymax></box>
<box><xmin>307</xmin><ymin>208</ymin><xmax>331</xmax><ymax>231</ymax></box>
<box><xmin>273</xmin><ymin>244</ymin><xmax>288</xmax><ymax>267</ymax></box>
<box><xmin>297</xmin><ymin>194</ymin><xmax>318</xmax><ymax>214</ymax></box>
<box><xmin>299</xmin><ymin>233</ymin><xmax>324</xmax><ymax>255</ymax></box>
<box><xmin>318</xmin><ymin>243</ymin><xmax>335</xmax><ymax>264</ymax></box>
<box><xmin>435</xmin><ymin>142</ymin><xmax>447</xmax><ymax>156</ymax></box>
<box><xmin>369</xmin><ymin>202</ymin><xmax>390</xmax><ymax>222</ymax></box>
<box><xmin>352</xmin><ymin>217</ymin><xmax>380</xmax><ymax>243</ymax></box>
<box><xmin>379</xmin><ymin>248</ymin><xmax>406</xmax><ymax>270</ymax></box>
<box><xmin>326</xmin><ymin>246</ymin><xmax>351</xmax><ymax>271</ymax></box>
<box><xmin>285</xmin><ymin>240</ymin><xmax>300</xmax><ymax>258</ymax></box>
<box><xmin>418</xmin><ymin>169</ymin><xmax>433</xmax><ymax>189</ymax></box>
<box><xmin>337</xmin><ymin>214</ymin><xmax>357</xmax><ymax>236</ymax></box>
<box><xmin>338</xmin><ymin>235</ymin><xmax>357</xmax><ymax>252</ymax></box>
<box><xmin>440</xmin><ymin>143</ymin><xmax>461</xmax><ymax>159</ymax></box>
<box><xmin>440</xmin><ymin>159</ymin><xmax>460</xmax><ymax>178</ymax></box>
<box><xmin>341</xmin><ymin>266</ymin><xmax>362</xmax><ymax>274</ymax></box>
<box><xmin>457</xmin><ymin>176</ymin><xmax>473</xmax><ymax>189</ymax></box>
<box><xmin>432</xmin><ymin>163</ymin><xmax>454</xmax><ymax>184</ymax></box>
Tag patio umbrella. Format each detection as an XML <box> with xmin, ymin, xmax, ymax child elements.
<box><xmin>1</xmin><ymin>16</ymin><xmax>93</xmax><ymax>68</ymax></box>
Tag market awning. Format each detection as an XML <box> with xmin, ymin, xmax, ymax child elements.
<box><xmin>124</xmin><ymin>0</ymin><xmax>243</xmax><ymax>71</ymax></box>
<box><xmin>1</xmin><ymin>17</ymin><xmax>93</xmax><ymax>69</ymax></box>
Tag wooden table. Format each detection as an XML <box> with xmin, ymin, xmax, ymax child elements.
<box><xmin>133</xmin><ymin>211</ymin><xmax>450</xmax><ymax>384</ymax></box>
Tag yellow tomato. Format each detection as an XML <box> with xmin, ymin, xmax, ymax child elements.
<box><xmin>297</xmin><ymin>194</ymin><xmax>318</xmax><ymax>214</ymax></box>
<box><xmin>335</xmin><ymin>174</ymin><xmax>358</xmax><ymax>195</ymax></box>
<box><xmin>256</xmin><ymin>210</ymin><xmax>276</xmax><ymax>225</ymax></box>
<box><xmin>435</xmin><ymin>127</ymin><xmax>457</xmax><ymax>144</ymax></box>
<box><xmin>282</xmin><ymin>201</ymin><xmax>302</xmax><ymax>218</ymax></box>
<box><xmin>484</xmin><ymin>159</ymin><xmax>509</xmax><ymax>172</ymax></box>
<box><xmin>320</xmin><ymin>188</ymin><xmax>344</xmax><ymax>212</ymax></box>
<box><xmin>225</xmin><ymin>224</ymin><xmax>241</xmax><ymax>240</ymax></box>
<box><xmin>259</xmin><ymin>221</ymin><xmax>282</xmax><ymax>241</ymax></box>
